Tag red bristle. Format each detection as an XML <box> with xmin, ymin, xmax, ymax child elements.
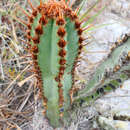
<box><xmin>32</xmin><ymin>53</ymin><xmax>37</xmax><ymax>60</ymax></box>
<box><xmin>35</xmin><ymin>65</ymin><xmax>40</xmax><ymax>70</ymax></box>
<box><xmin>37</xmin><ymin>5</ymin><xmax>42</xmax><ymax>12</ymax></box>
<box><xmin>26</xmin><ymin>34</ymin><xmax>31</xmax><ymax>41</ymax></box>
<box><xmin>59</xmin><ymin>59</ymin><xmax>66</xmax><ymax>65</ymax></box>
<box><xmin>79</xmin><ymin>45</ymin><xmax>83</xmax><ymax>50</ymax></box>
<box><xmin>75</xmin><ymin>21</ymin><xmax>81</xmax><ymax>29</ymax></box>
<box><xmin>27</xmin><ymin>24</ymin><xmax>31</xmax><ymax>29</ymax></box>
<box><xmin>58</xmin><ymin>39</ymin><xmax>67</xmax><ymax>48</ymax></box>
<box><xmin>33</xmin><ymin>61</ymin><xmax>38</xmax><ymax>66</ymax></box>
<box><xmin>43</xmin><ymin>96</ymin><xmax>48</xmax><ymax>103</ymax></box>
<box><xmin>35</xmin><ymin>24</ymin><xmax>43</xmax><ymax>35</ymax></box>
<box><xmin>78</xmin><ymin>29</ymin><xmax>83</xmax><ymax>35</ymax></box>
<box><xmin>37</xmin><ymin>79</ymin><xmax>42</xmax><ymax>85</ymax></box>
<box><xmin>56</xmin><ymin>17</ymin><xmax>65</xmax><ymax>26</ymax></box>
<box><xmin>39</xmin><ymin>0</ymin><xmax>43</xmax><ymax>6</ymax></box>
<box><xmin>32</xmin><ymin>35</ymin><xmax>40</xmax><ymax>44</ymax></box>
<box><xmin>32</xmin><ymin>46</ymin><xmax>38</xmax><ymax>53</ymax></box>
<box><xmin>37</xmin><ymin>79</ymin><xmax>43</xmax><ymax>85</ymax></box>
<box><xmin>32</xmin><ymin>10</ymin><xmax>37</xmax><ymax>16</ymax></box>
<box><xmin>32</xmin><ymin>69</ymin><xmax>41</xmax><ymax>74</ymax></box>
<box><xmin>26</xmin><ymin>30</ymin><xmax>31</xmax><ymax>36</ymax></box>
<box><xmin>59</xmin><ymin>66</ymin><xmax>65</xmax><ymax>72</ymax></box>
<box><xmin>57</xmin><ymin>27</ymin><xmax>66</xmax><ymax>37</ymax></box>
<box><xmin>78</xmin><ymin>51</ymin><xmax>81</xmax><ymax>55</ymax></box>
<box><xmin>55</xmin><ymin>76</ymin><xmax>61</xmax><ymax>82</ymax></box>
<box><xmin>59</xmin><ymin>71</ymin><xmax>64</xmax><ymax>76</ymax></box>
<box><xmin>38</xmin><ymin>73</ymin><xmax>42</xmax><ymax>77</ymax></box>
<box><xmin>79</xmin><ymin>37</ymin><xmax>84</xmax><ymax>43</ymax></box>
<box><xmin>40</xmin><ymin>15</ymin><xmax>47</xmax><ymax>25</ymax></box>
<box><xmin>55</xmin><ymin>11</ymin><xmax>60</xmax><ymax>17</ymax></box>
<box><xmin>29</xmin><ymin>16</ymin><xmax>34</xmax><ymax>23</ymax></box>
<box><xmin>59</xmin><ymin>49</ymin><xmax>66</xmax><ymax>57</ymax></box>
<box><xmin>70</xmin><ymin>13</ymin><xmax>78</xmax><ymax>21</ymax></box>
<box><xmin>58</xmin><ymin>73</ymin><xmax>63</xmax><ymax>79</ymax></box>
<box><xmin>39</xmin><ymin>92</ymin><xmax>43</xmax><ymax>99</ymax></box>
<box><xmin>65</xmin><ymin>8</ymin><xmax>72</xmax><ymax>16</ymax></box>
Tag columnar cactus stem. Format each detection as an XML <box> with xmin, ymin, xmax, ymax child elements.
<box><xmin>19</xmin><ymin>0</ymin><xmax>84</xmax><ymax>127</ymax></box>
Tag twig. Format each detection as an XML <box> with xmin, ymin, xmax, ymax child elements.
<box><xmin>3</xmin><ymin>65</ymin><xmax>30</xmax><ymax>95</ymax></box>
<box><xmin>18</xmin><ymin>82</ymin><xmax>33</xmax><ymax>112</ymax></box>
<box><xmin>18</xmin><ymin>74</ymin><xmax>35</xmax><ymax>87</ymax></box>
<box><xmin>10</xmin><ymin>19</ymin><xmax>20</xmax><ymax>53</ymax></box>
<box><xmin>0</xmin><ymin>57</ymin><xmax>4</xmax><ymax>80</ymax></box>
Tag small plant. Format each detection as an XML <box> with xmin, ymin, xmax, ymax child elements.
<box><xmin>17</xmin><ymin>0</ymin><xmax>130</xmax><ymax>128</ymax></box>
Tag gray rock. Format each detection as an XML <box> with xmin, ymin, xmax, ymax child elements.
<box><xmin>98</xmin><ymin>116</ymin><xmax>130</xmax><ymax>130</ymax></box>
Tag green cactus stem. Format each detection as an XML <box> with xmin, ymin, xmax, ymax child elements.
<box><xmin>73</xmin><ymin>63</ymin><xmax>130</xmax><ymax>107</ymax></box>
<box><xmin>74</xmin><ymin>35</ymin><xmax>130</xmax><ymax>107</ymax></box>
<box><xmin>78</xmin><ymin>34</ymin><xmax>130</xmax><ymax>96</ymax></box>
<box><xmin>19</xmin><ymin>0</ymin><xmax>86</xmax><ymax>128</ymax></box>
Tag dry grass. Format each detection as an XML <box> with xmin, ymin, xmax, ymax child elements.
<box><xmin>0</xmin><ymin>0</ymin><xmax>36</xmax><ymax>129</ymax></box>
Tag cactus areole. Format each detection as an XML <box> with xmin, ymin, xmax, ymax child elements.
<box><xmin>23</xmin><ymin>0</ymin><xmax>84</xmax><ymax>128</ymax></box>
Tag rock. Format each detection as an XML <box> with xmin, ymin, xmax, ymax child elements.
<box><xmin>94</xmin><ymin>80</ymin><xmax>130</xmax><ymax>118</ymax></box>
<box><xmin>98</xmin><ymin>116</ymin><xmax>130</xmax><ymax>130</ymax></box>
<box><xmin>94</xmin><ymin>80</ymin><xmax>130</xmax><ymax>129</ymax></box>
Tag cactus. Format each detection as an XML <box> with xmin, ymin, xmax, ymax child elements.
<box><xmin>17</xmin><ymin>0</ymin><xmax>130</xmax><ymax>128</ymax></box>
<box><xmin>78</xmin><ymin>34</ymin><xmax>130</xmax><ymax>96</ymax></box>
<box><xmin>74</xmin><ymin>63</ymin><xmax>130</xmax><ymax>107</ymax></box>
<box><xmin>18</xmin><ymin>0</ymin><xmax>86</xmax><ymax>128</ymax></box>
<box><xmin>74</xmin><ymin>34</ymin><xmax>130</xmax><ymax>107</ymax></box>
